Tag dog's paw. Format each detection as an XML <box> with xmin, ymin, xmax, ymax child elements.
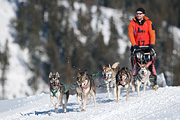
<box><xmin>81</xmin><ymin>109</ymin><xmax>85</xmax><ymax>112</ymax></box>
<box><xmin>90</xmin><ymin>100</ymin><xmax>93</xmax><ymax>104</ymax></box>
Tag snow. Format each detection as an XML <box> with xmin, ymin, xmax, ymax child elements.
<box><xmin>169</xmin><ymin>26</ymin><xmax>180</xmax><ymax>56</ymax></box>
<box><xmin>67</xmin><ymin>1</ymin><xmax>127</xmax><ymax>54</ymax></box>
<box><xmin>0</xmin><ymin>87</ymin><xmax>180</xmax><ymax>120</ymax></box>
<box><xmin>90</xmin><ymin>6</ymin><xmax>125</xmax><ymax>47</ymax></box>
<box><xmin>0</xmin><ymin>0</ymin><xmax>47</xmax><ymax>99</ymax></box>
<box><xmin>73</xmin><ymin>2</ymin><xmax>87</xmax><ymax>14</ymax></box>
<box><xmin>0</xmin><ymin>0</ymin><xmax>15</xmax><ymax>48</ymax></box>
<box><xmin>0</xmin><ymin>0</ymin><xmax>33</xmax><ymax>99</ymax></box>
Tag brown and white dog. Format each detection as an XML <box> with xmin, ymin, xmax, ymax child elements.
<box><xmin>116</xmin><ymin>67</ymin><xmax>135</xmax><ymax>102</ymax></box>
<box><xmin>136</xmin><ymin>63</ymin><xmax>151</xmax><ymax>97</ymax></box>
<box><xmin>76</xmin><ymin>71</ymin><xmax>96</xmax><ymax>111</ymax></box>
<box><xmin>49</xmin><ymin>72</ymin><xmax>69</xmax><ymax>113</ymax></box>
<box><xmin>102</xmin><ymin>62</ymin><xmax>119</xmax><ymax>98</ymax></box>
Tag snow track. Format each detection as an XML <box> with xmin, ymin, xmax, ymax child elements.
<box><xmin>0</xmin><ymin>87</ymin><xmax>180</xmax><ymax>120</ymax></box>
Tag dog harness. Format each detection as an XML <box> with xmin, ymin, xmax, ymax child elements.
<box><xmin>136</xmin><ymin>73</ymin><xmax>147</xmax><ymax>84</ymax></box>
<box><xmin>53</xmin><ymin>89</ymin><xmax>58</xmax><ymax>97</ymax></box>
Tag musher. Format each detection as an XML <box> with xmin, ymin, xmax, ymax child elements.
<box><xmin>128</xmin><ymin>7</ymin><xmax>157</xmax><ymax>90</ymax></box>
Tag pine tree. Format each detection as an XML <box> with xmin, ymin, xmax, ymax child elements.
<box><xmin>93</xmin><ymin>32</ymin><xmax>109</xmax><ymax>70</ymax></box>
<box><xmin>108</xmin><ymin>17</ymin><xmax>120</xmax><ymax>62</ymax></box>
<box><xmin>173</xmin><ymin>62</ymin><xmax>180</xmax><ymax>86</ymax></box>
<box><xmin>60</xmin><ymin>18</ymin><xmax>76</xmax><ymax>85</ymax></box>
<box><xmin>0</xmin><ymin>40</ymin><xmax>9</xmax><ymax>99</ymax></box>
<box><xmin>83</xmin><ymin>25</ymin><xmax>97</xmax><ymax>73</ymax></box>
<box><xmin>27</xmin><ymin>1</ymin><xmax>43</xmax><ymax>92</ymax></box>
<box><xmin>46</xmin><ymin>32</ymin><xmax>61</xmax><ymax>72</ymax></box>
<box><xmin>13</xmin><ymin>2</ymin><xmax>28</xmax><ymax>49</ymax></box>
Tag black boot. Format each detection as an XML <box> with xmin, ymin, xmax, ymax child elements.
<box><xmin>133</xmin><ymin>75</ymin><xmax>136</xmax><ymax>85</ymax></box>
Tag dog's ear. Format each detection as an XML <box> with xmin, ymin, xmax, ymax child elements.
<box><xmin>112</xmin><ymin>62</ymin><xmax>119</xmax><ymax>69</ymax></box>
<box><xmin>118</xmin><ymin>67</ymin><xmax>121</xmax><ymax>71</ymax></box>
<box><xmin>125</xmin><ymin>67</ymin><xmax>128</xmax><ymax>71</ymax></box>
<box><xmin>84</xmin><ymin>71</ymin><xmax>87</xmax><ymax>76</ymax></box>
<box><xmin>102</xmin><ymin>64</ymin><xmax>106</xmax><ymax>69</ymax></box>
<box><xmin>49</xmin><ymin>72</ymin><xmax>53</xmax><ymax>78</ymax></box>
<box><xmin>56</xmin><ymin>72</ymin><xmax>60</xmax><ymax>78</ymax></box>
<box><xmin>77</xmin><ymin>73</ymin><xmax>81</xmax><ymax>77</ymax></box>
<box><xmin>108</xmin><ymin>64</ymin><xmax>111</xmax><ymax>68</ymax></box>
<box><xmin>84</xmin><ymin>70</ymin><xmax>88</xmax><ymax>76</ymax></box>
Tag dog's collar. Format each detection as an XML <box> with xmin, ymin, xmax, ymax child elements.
<box><xmin>118</xmin><ymin>83</ymin><xmax>125</xmax><ymax>87</ymax></box>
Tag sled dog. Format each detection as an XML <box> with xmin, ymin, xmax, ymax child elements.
<box><xmin>116</xmin><ymin>67</ymin><xmax>135</xmax><ymax>102</ymax></box>
<box><xmin>76</xmin><ymin>71</ymin><xmax>96</xmax><ymax>111</ymax></box>
<box><xmin>102</xmin><ymin>62</ymin><xmax>119</xmax><ymax>98</ymax></box>
<box><xmin>136</xmin><ymin>63</ymin><xmax>151</xmax><ymax>97</ymax></box>
<box><xmin>49</xmin><ymin>72</ymin><xmax>69</xmax><ymax>113</ymax></box>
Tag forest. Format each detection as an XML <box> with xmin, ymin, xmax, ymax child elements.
<box><xmin>0</xmin><ymin>0</ymin><xmax>179</xmax><ymax>96</ymax></box>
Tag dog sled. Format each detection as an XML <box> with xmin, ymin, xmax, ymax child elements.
<box><xmin>132</xmin><ymin>46</ymin><xmax>157</xmax><ymax>90</ymax></box>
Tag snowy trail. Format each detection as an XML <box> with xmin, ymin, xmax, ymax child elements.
<box><xmin>0</xmin><ymin>87</ymin><xmax>180</xmax><ymax>120</ymax></box>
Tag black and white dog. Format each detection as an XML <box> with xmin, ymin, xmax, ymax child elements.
<box><xmin>102</xmin><ymin>62</ymin><xmax>119</xmax><ymax>98</ymax></box>
<box><xmin>116</xmin><ymin>67</ymin><xmax>135</xmax><ymax>102</ymax></box>
<box><xmin>136</xmin><ymin>63</ymin><xmax>151</xmax><ymax>97</ymax></box>
<box><xmin>49</xmin><ymin>72</ymin><xmax>69</xmax><ymax>113</ymax></box>
<box><xmin>76</xmin><ymin>71</ymin><xmax>96</xmax><ymax>111</ymax></box>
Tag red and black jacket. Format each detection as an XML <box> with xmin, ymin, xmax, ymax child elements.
<box><xmin>128</xmin><ymin>16</ymin><xmax>155</xmax><ymax>46</ymax></box>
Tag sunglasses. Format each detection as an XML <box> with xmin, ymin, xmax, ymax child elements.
<box><xmin>136</xmin><ymin>13</ymin><xmax>143</xmax><ymax>15</ymax></box>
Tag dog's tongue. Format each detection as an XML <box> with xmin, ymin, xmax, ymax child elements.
<box><xmin>120</xmin><ymin>81</ymin><xmax>124</xmax><ymax>84</ymax></box>
<box><xmin>103</xmin><ymin>77</ymin><xmax>108</xmax><ymax>80</ymax></box>
<box><xmin>82</xmin><ymin>85</ymin><xmax>88</xmax><ymax>89</ymax></box>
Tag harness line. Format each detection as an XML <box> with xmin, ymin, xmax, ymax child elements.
<box><xmin>53</xmin><ymin>89</ymin><xmax>58</xmax><ymax>96</ymax></box>
<box><xmin>58</xmin><ymin>73</ymin><xmax>117</xmax><ymax>90</ymax></box>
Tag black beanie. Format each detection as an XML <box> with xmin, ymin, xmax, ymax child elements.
<box><xmin>136</xmin><ymin>8</ymin><xmax>145</xmax><ymax>14</ymax></box>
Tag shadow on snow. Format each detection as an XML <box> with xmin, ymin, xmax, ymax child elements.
<box><xmin>20</xmin><ymin>102</ymin><xmax>79</xmax><ymax>116</ymax></box>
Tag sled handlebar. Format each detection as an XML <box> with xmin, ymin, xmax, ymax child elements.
<box><xmin>133</xmin><ymin>46</ymin><xmax>156</xmax><ymax>56</ymax></box>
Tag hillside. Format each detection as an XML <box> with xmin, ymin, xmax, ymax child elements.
<box><xmin>0</xmin><ymin>0</ymin><xmax>180</xmax><ymax>100</ymax></box>
<box><xmin>0</xmin><ymin>87</ymin><xmax>180</xmax><ymax>120</ymax></box>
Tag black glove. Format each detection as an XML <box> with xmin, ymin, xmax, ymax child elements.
<box><xmin>132</xmin><ymin>45</ymin><xmax>139</xmax><ymax>54</ymax></box>
<box><xmin>149</xmin><ymin>44</ymin><xmax>154</xmax><ymax>49</ymax></box>
<box><xmin>133</xmin><ymin>45</ymin><xmax>139</xmax><ymax>49</ymax></box>
<box><xmin>149</xmin><ymin>44</ymin><xmax>156</xmax><ymax>56</ymax></box>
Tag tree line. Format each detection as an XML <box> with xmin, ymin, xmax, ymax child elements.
<box><xmin>1</xmin><ymin>0</ymin><xmax>179</xmax><ymax>97</ymax></box>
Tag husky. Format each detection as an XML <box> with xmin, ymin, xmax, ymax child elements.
<box><xmin>136</xmin><ymin>63</ymin><xmax>151</xmax><ymax>97</ymax></box>
<box><xmin>49</xmin><ymin>72</ymin><xmax>69</xmax><ymax>113</ymax></box>
<box><xmin>116</xmin><ymin>67</ymin><xmax>135</xmax><ymax>102</ymax></box>
<box><xmin>102</xmin><ymin>62</ymin><xmax>119</xmax><ymax>98</ymax></box>
<box><xmin>76</xmin><ymin>71</ymin><xmax>96</xmax><ymax>111</ymax></box>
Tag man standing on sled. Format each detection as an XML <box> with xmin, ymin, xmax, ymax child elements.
<box><xmin>128</xmin><ymin>7</ymin><xmax>157</xmax><ymax>90</ymax></box>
